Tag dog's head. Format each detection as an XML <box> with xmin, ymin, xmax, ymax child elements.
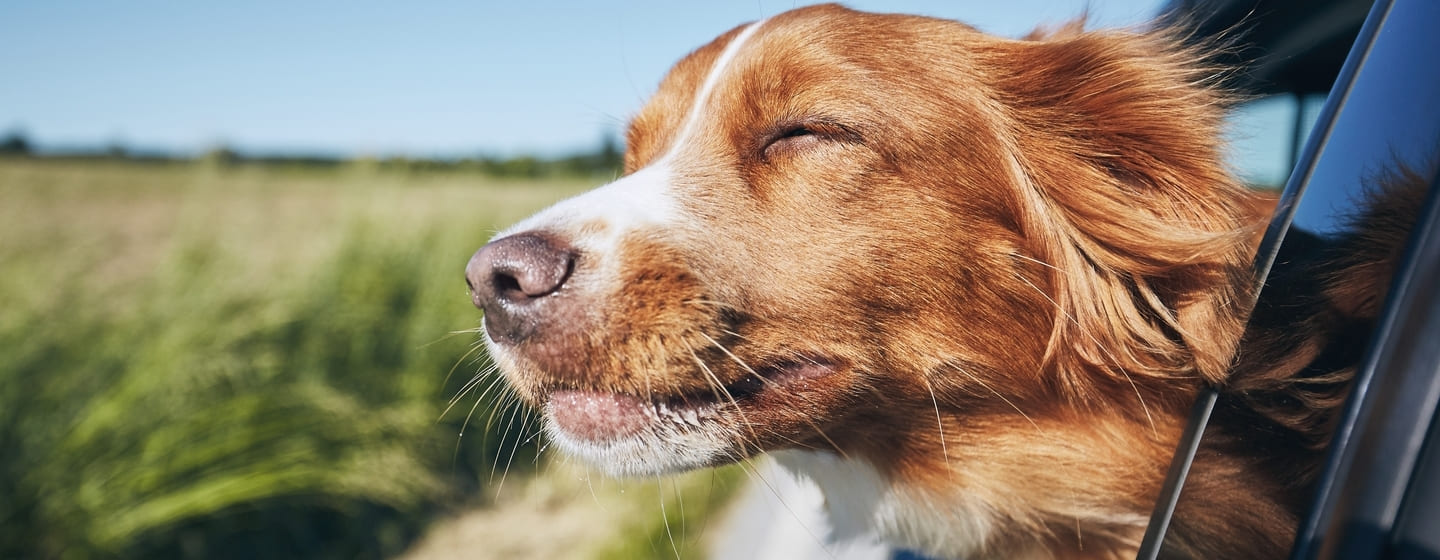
<box><xmin>467</xmin><ymin>4</ymin><xmax>1262</xmax><ymax>488</ymax></box>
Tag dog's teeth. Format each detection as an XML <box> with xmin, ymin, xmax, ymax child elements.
<box><xmin>638</xmin><ymin>398</ymin><xmax>710</xmax><ymax>427</ymax></box>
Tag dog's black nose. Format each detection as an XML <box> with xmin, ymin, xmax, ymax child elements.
<box><xmin>465</xmin><ymin>232</ymin><xmax>576</xmax><ymax>342</ymax></box>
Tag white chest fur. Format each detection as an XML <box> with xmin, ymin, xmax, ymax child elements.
<box><xmin>770</xmin><ymin>450</ymin><xmax>998</xmax><ymax>559</ymax></box>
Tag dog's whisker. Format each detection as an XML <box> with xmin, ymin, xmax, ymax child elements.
<box><xmin>697</xmin><ymin>332</ymin><xmax>851</xmax><ymax>460</ymax></box>
<box><xmin>491</xmin><ymin>391</ymin><xmax>533</xmax><ymax>493</ymax></box>
<box><xmin>439</xmin><ymin>342</ymin><xmax>489</xmax><ymax>402</ymax></box>
<box><xmin>444</xmin><ymin>362</ymin><xmax>500</xmax><ymax>410</ymax></box>
<box><xmin>488</xmin><ymin>394</ymin><xmax>524</xmax><ymax>486</ymax></box>
<box><xmin>1016</xmin><ymin>274</ymin><xmax>1160</xmax><ymax>435</ymax></box>
<box><xmin>697</xmin><ymin>341</ymin><xmax>840</xmax><ymax>457</ymax></box>
<box><xmin>533</xmin><ymin>436</ymin><xmax>553</xmax><ymax>466</ymax></box>
<box><xmin>483</xmin><ymin>387</ymin><xmax>523</xmax><ymax>479</ymax></box>
<box><xmin>951</xmin><ymin>363</ymin><xmax>1043</xmax><ymax>434</ymax></box>
<box><xmin>519</xmin><ymin>421</ymin><xmax>546</xmax><ymax>447</ymax></box>
<box><xmin>419</xmin><ymin>329</ymin><xmax>481</xmax><ymax>352</ymax></box>
<box><xmin>454</xmin><ymin>375</ymin><xmax>510</xmax><ymax>474</ymax></box>
<box><xmin>682</xmin><ymin>298</ymin><xmax>740</xmax><ymax>310</ymax></box>
<box><xmin>442</xmin><ymin>367</ymin><xmax>505</xmax><ymax>422</ymax></box>
<box><xmin>493</xmin><ymin>402</ymin><xmax>536</xmax><ymax>500</ymax></box>
<box><xmin>657</xmin><ymin>478</ymin><xmax>681</xmax><ymax>560</ymax></box>
<box><xmin>733</xmin><ymin>457</ymin><xmax>839</xmax><ymax>560</ymax></box>
<box><xmin>1013</xmin><ymin>251</ymin><xmax>1065</xmax><ymax>273</ymax></box>
<box><xmin>682</xmin><ymin>340</ymin><xmax>763</xmax><ymax>454</ymax></box>
<box><xmin>920</xmin><ymin>374</ymin><xmax>956</xmax><ymax>478</ymax></box>
<box><xmin>442</xmin><ymin>374</ymin><xmax>487</xmax><ymax>418</ymax></box>
<box><xmin>718</xmin><ymin>328</ymin><xmax>755</xmax><ymax>343</ymax></box>
<box><xmin>583</xmin><ymin>465</ymin><xmax>604</xmax><ymax>508</ymax></box>
<box><xmin>674</xmin><ymin>477</ymin><xmax>692</xmax><ymax>552</ymax></box>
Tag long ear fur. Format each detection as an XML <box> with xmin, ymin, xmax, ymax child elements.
<box><xmin>979</xmin><ymin>27</ymin><xmax>1271</xmax><ymax>399</ymax></box>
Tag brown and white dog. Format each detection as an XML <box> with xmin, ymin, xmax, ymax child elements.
<box><xmin>464</xmin><ymin>5</ymin><xmax>1404</xmax><ymax>558</ymax></box>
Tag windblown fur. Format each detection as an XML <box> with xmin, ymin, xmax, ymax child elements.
<box><xmin>469</xmin><ymin>6</ymin><xmax>1426</xmax><ymax>558</ymax></box>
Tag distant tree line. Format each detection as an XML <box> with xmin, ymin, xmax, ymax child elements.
<box><xmin>0</xmin><ymin>131</ymin><xmax>30</xmax><ymax>155</ymax></box>
<box><xmin>0</xmin><ymin>130</ymin><xmax>624</xmax><ymax>179</ymax></box>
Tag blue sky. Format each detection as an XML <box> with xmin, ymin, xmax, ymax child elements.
<box><xmin>3</xmin><ymin>1</ymin><xmax>1175</xmax><ymax>158</ymax></box>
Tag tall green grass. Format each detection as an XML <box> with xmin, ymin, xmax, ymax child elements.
<box><xmin>0</xmin><ymin>158</ymin><xmax>588</xmax><ymax>558</ymax></box>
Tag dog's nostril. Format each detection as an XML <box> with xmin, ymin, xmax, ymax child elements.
<box><xmin>465</xmin><ymin>232</ymin><xmax>577</xmax><ymax>341</ymax></box>
<box><xmin>479</xmin><ymin>236</ymin><xmax>573</xmax><ymax>302</ymax></box>
<box><xmin>491</xmin><ymin>270</ymin><xmax>524</xmax><ymax>299</ymax></box>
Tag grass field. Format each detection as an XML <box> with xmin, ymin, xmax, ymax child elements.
<box><xmin>0</xmin><ymin>157</ymin><xmax>744</xmax><ymax>559</ymax></box>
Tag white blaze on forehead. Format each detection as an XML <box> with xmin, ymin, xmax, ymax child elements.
<box><xmin>660</xmin><ymin>18</ymin><xmax>767</xmax><ymax>163</ymax></box>
<box><xmin>496</xmin><ymin>18</ymin><xmax>768</xmax><ymax>252</ymax></box>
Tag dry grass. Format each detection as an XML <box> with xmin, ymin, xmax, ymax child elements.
<box><xmin>402</xmin><ymin>462</ymin><xmax>745</xmax><ymax>560</ymax></box>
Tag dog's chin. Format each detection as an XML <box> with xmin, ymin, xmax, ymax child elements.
<box><xmin>529</xmin><ymin>358</ymin><xmax>845</xmax><ymax>477</ymax></box>
<box><xmin>541</xmin><ymin>402</ymin><xmax>735</xmax><ymax>477</ymax></box>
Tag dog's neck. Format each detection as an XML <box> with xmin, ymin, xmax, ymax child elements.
<box><xmin>772</xmin><ymin>436</ymin><xmax>1159</xmax><ymax>560</ymax></box>
<box><xmin>772</xmin><ymin>449</ymin><xmax>1003</xmax><ymax>559</ymax></box>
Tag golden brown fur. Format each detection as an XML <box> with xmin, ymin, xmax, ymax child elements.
<box><xmin>472</xmin><ymin>5</ymin><xmax>1424</xmax><ymax>558</ymax></box>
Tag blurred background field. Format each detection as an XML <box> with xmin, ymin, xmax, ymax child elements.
<box><xmin>0</xmin><ymin>155</ymin><xmax>743</xmax><ymax>559</ymax></box>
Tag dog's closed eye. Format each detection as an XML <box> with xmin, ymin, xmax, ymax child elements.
<box><xmin>760</xmin><ymin>121</ymin><xmax>859</xmax><ymax>161</ymax></box>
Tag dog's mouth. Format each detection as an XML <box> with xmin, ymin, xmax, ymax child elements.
<box><xmin>545</xmin><ymin>358</ymin><xmax>840</xmax><ymax>444</ymax></box>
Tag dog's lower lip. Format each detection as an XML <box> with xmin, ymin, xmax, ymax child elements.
<box><xmin>546</xmin><ymin>358</ymin><xmax>839</xmax><ymax>442</ymax></box>
<box><xmin>548</xmin><ymin>390</ymin><xmax>722</xmax><ymax>443</ymax></box>
<box><xmin>547</xmin><ymin>390</ymin><xmax>658</xmax><ymax>442</ymax></box>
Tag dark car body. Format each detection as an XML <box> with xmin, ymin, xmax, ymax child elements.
<box><xmin>1141</xmin><ymin>0</ymin><xmax>1440</xmax><ymax>558</ymax></box>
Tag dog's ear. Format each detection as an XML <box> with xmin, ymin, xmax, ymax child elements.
<box><xmin>981</xmin><ymin>29</ymin><xmax>1271</xmax><ymax>393</ymax></box>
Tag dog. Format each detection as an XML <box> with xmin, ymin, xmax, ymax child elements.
<box><xmin>464</xmin><ymin>5</ymin><xmax>1416</xmax><ymax>558</ymax></box>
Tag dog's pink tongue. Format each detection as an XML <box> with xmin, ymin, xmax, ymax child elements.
<box><xmin>549</xmin><ymin>390</ymin><xmax>651</xmax><ymax>442</ymax></box>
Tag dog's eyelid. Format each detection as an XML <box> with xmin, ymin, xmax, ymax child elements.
<box><xmin>760</xmin><ymin>120</ymin><xmax>860</xmax><ymax>161</ymax></box>
<box><xmin>778</xmin><ymin>125</ymin><xmax>816</xmax><ymax>139</ymax></box>
<box><xmin>797</xmin><ymin>119</ymin><xmax>858</xmax><ymax>138</ymax></box>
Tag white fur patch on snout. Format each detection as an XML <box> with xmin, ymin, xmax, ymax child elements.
<box><xmin>493</xmin><ymin>18</ymin><xmax>768</xmax><ymax>272</ymax></box>
<box><xmin>497</xmin><ymin>163</ymin><xmax>678</xmax><ymax>268</ymax></box>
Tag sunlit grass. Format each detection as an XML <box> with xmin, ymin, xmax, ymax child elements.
<box><xmin>402</xmin><ymin>461</ymin><xmax>747</xmax><ymax>560</ymax></box>
<box><xmin>1</xmin><ymin>158</ymin><xmax>726</xmax><ymax>559</ymax></box>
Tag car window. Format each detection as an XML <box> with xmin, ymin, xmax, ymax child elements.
<box><xmin>1143</xmin><ymin>0</ymin><xmax>1440</xmax><ymax>557</ymax></box>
